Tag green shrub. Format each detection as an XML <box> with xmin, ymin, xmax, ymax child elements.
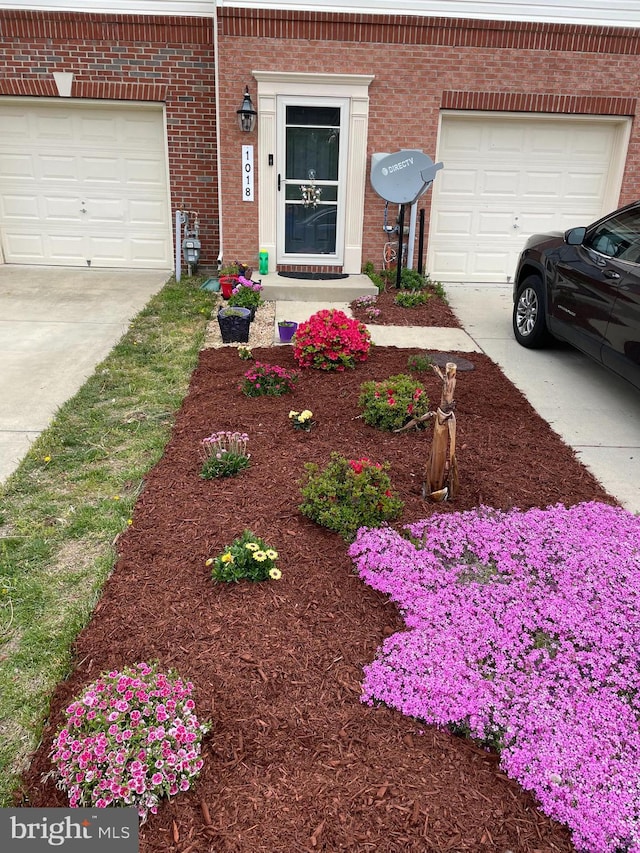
<box><xmin>208</xmin><ymin>529</ymin><xmax>281</xmax><ymax>582</ymax></box>
<box><xmin>299</xmin><ymin>453</ymin><xmax>404</xmax><ymax>541</ymax></box>
<box><xmin>359</xmin><ymin>374</ymin><xmax>430</xmax><ymax>431</ymax></box>
<box><xmin>407</xmin><ymin>352</ymin><xmax>434</xmax><ymax>373</ymax></box>
<box><xmin>362</xmin><ymin>261</ymin><xmax>386</xmax><ymax>293</ymax></box>
<box><xmin>394</xmin><ymin>290</ymin><xmax>431</xmax><ymax>308</ymax></box>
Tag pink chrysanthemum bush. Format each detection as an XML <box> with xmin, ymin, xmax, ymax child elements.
<box><xmin>50</xmin><ymin>662</ymin><xmax>210</xmax><ymax>821</ymax></box>
<box><xmin>293</xmin><ymin>308</ymin><xmax>372</xmax><ymax>371</ymax></box>
<box><xmin>349</xmin><ymin>502</ymin><xmax>640</xmax><ymax>853</ymax></box>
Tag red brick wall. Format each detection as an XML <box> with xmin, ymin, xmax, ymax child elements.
<box><xmin>218</xmin><ymin>7</ymin><xmax>640</xmax><ymax>273</ymax></box>
<box><xmin>0</xmin><ymin>10</ymin><xmax>219</xmax><ymax>268</ymax></box>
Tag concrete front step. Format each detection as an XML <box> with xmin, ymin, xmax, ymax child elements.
<box><xmin>259</xmin><ymin>272</ymin><xmax>377</xmax><ymax>302</ymax></box>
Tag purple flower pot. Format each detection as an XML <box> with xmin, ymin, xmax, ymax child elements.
<box><xmin>278</xmin><ymin>322</ymin><xmax>298</xmax><ymax>343</ymax></box>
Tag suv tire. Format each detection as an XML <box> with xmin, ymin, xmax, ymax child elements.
<box><xmin>513</xmin><ymin>275</ymin><xmax>551</xmax><ymax>348</ymax></box>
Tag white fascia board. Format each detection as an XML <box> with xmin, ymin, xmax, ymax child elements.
<box><xmin>0</xmin><ymin>0</ymin><xmax>638</xmax><ymax>28</ymax></box>
<box><xmin>0</xmin><ymin>0</ymin><xmax>214</xmax><ymax>15</ymax></box>
<box><xmin>220</xmin><ymin>0</ymin><xmax>640</xmax><ymax>29</ymax></box>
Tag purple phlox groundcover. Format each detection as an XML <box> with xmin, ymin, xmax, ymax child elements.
<box><xmin>349</xmin><ymin>502</ymin><xmax>640</xmax><ymax>853</ymax></box>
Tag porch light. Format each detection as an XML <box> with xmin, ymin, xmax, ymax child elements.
<box><xmin>237</xmin><ymin>86</ymin><xmax>257</xmax><ymax>132</ymax></box>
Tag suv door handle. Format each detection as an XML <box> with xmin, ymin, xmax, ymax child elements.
<box><xmin>604</xmin><ymin>270</ymin><xmax>621</xmax><ymax>280</ymax></box>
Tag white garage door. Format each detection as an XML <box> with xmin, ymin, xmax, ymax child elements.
<box><xmin>0</xmin><ymin>100</ymin><xmax>172</xmax><ymax>269</ymax></box>
<box><xmin>428</xmin><ymin>113</ymin><xmax>630</xmax><ymax>282</ymax></box>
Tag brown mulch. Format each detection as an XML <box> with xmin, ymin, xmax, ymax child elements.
<box><xmin>350</xmin><ymin>288</ymin><xmax>460</xmax><ymax>327</ymax></box>
<box><xmin>18</xmin><ymin>343</ymin><xmax>616</xmax><ymax>853</ymax></box>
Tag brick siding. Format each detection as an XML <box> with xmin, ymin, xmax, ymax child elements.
<box><xmin>217</xmin><ymin>8</ymin><xmax>640</xmax><ymax>272</ymax></box>
<box><xmin>3</xmin><ymin>7</ymin><xmax>640</xmax><ymax>275</ymax></box>
<box><xmin>0</xmin><ymin>10</ymin><xmax>219</xmax><ymax>267</ymax></box>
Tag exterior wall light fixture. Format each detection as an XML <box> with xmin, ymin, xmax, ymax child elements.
<box><xmin>237</xmin><ymin>86</ymin><xmax>257</xmax><ymax>132</ymax></box>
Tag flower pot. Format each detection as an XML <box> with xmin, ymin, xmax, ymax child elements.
<box><xmin>278</xmin><ymin>321</ymin><xmax>298</xmax><ymax>343</ymax></box>
<box><xmin>219</xmin><ymin>275</ymin><xmax>238</xmax><ymax>299</ymax></box>
<box><xmin>218</xmin><ymin>307</ymin><xmax>251</xmax><ymax>343</ymax></box>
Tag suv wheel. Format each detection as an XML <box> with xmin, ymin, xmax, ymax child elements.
<box><xmin>513</xmin><ymin>275</ymin><xmax>551</xmax><ymax>348</ymax></box>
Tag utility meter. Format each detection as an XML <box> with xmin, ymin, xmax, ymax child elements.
<box><xmin>183</xmin><ymin>238</ymin><xmax>201</xmax><ymax>268</ymax></box>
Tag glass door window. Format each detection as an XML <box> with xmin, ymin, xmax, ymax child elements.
<box><xmin>278</xmin><ymin>101</ymin><xmax>347</xmax><ymax>263</ymax></box>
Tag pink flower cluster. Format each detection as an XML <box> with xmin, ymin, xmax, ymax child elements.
<box><xmin>293</xmin><ymin>309</ymin><xmax>371</xmax><ymax>371</ymax></box>
<box><xmin>233</xmin><ymin>276</ymin><xmax>263</xmax><ymax>294</ymax></box>
<box><xmin>240</xmin><ymin>361</ymin><xmax>299</xmax><ymax>397</ymax></box>
<box><xmin>50</xmin><ymin>662</ymin><xmax>209</xmax><ymax>821</ymax></box>
<box><xmin>349</xmin><ymin>502</ymin><xmax>640</xmax><ymax>853</ymax></box>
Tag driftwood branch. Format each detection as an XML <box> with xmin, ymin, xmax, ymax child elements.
<box><xmin>424</xmin><ymin>362</ymin><xmax>458</xmax><ymax>501</ymax></box>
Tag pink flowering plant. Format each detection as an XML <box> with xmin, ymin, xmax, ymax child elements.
<box><xmin>299</xmin><ymin>452</ymin><xmax>403</xmax><ymax>541</ymax></box>
<box><xmin>240</xmin><ymin>361</ymin><xmax>299</xmax><ymax>397</ymax></box>
<box><xmin>358</xmin><ymin>374</ymin><xmax>430</xmax><ymax>431</ymax></box>
<box><xmin>349</xmin><ymin>502</ymin><xmax>640</xmax><ymax>853</ymax></box>
<box><xmin>199</xmin><ymin>430</ymin><xmax>250</xmax><ymax>479</ymax></box>
<box><xmin>293</xmin><ymin>309</ymin><xmax>372</xmax><ymax>371</ymax></box>
<box><xmin>227</xmin><ymin>276</ymin><xmax>263</xmax><ymax>312</ymax></box>
<box><xmin>49</xmin><ymin>661</ymin><xmax>209</xmax><ymax>821</ymax></box>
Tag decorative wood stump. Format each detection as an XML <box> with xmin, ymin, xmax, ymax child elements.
<box><xmin>395</xmin><ymin>361</ymin><xmax>459</xmax><ymax>501</ymax></box>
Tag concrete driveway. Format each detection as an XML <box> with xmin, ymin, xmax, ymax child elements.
<box><xmin>0</xmin><ymin>265</ymin><xmax>170</xmax><ymax>483</ymax></box>
<box><xmin>446</xmin><ymin>283</ymin><xmax>640</xmax><ymax>514</ymax></box>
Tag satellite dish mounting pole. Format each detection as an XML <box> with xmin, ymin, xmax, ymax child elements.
<box><xmin>395</xmin><ymin>204</ymin><xmax>405</xmax><ymax>290</ymax></box>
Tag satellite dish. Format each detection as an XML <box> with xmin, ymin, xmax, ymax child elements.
<box><xmin>370</xmin><ymin>149</ymin><xmax>443</xmax><ymax>205</ymax></box>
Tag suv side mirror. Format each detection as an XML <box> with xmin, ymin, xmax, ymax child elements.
<box><xmin>565</xmin><ymin>226</ymin><xmax>586</xmax><ymax>245</ymax></box>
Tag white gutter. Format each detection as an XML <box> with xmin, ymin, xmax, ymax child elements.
<box><xmin>213</xmin><ymin>0</ymin><xmax>223</xmax><ymax>269</ymax></box>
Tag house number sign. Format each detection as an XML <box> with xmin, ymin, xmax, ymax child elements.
<box><xmin>242</xmin><ymin>145</ymin><xmax>254</xmax><ymax>202</ymax></box>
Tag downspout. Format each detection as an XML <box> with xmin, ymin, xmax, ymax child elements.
<box><xmin>213</xmin><ymin>0</ymin><xmax>223</xmax><ymax>270</ymax></box>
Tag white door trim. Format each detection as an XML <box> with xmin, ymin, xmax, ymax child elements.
<box><xmin>254</xmin><ymin>70</ymin><xmax>373</xmax><ymax>273</ymax></box>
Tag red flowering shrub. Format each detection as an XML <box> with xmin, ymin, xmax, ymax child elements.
<box><xmin>358</xmin><ymin>374</ymin><xmax>430</xmax><ymax>431</ymax></box>
<box><xmin>299</xmin><ymin>452</ymin><xmax>403</xmax><ymax>541</ymax></box>
<box><xmin>293</xmin><ymin>309</ymin><xmax>372</xmax><ymax>371</ymax></box>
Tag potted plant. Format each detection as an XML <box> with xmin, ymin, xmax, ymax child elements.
<box><xmin>218</xmin><ymin>263</ymin><xmax>240</xmax><ymax>299</ymax></box>
<box><xmin>277</xmin><ymin>320</ymin><xmax>298</xmax><ymax>343</ymax></box>
<box><xmin>228</xmin><ymin>276</ymin><xmax>263</xmax><ymax>319</ymax></box>
<box><xmin>217</xmin><ymin>306</ymin><xmax>252</xmax><ymax>343</ymax></box>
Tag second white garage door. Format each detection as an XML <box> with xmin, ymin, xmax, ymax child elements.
<box><xmin>0</xmin><ymin>100</ymin><xmax>172</xmax><ymax>269</ymax></box>
<box><xmin>428</xmin><ymin>113</ymin><xmax>631</xmax><ymax>282</ymax></box>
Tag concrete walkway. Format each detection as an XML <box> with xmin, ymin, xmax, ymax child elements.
<box><xmin>0</xmin><ymin>266</ymin><xmax>169</xmax><ymax>482</ymax></box>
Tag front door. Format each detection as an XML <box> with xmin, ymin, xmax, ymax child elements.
<box><xmin>276</xmin><ymin>98</ymin><xmax>348</xmax><ymax>266</ymax></box>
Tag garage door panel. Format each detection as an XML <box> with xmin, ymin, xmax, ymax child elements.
<box><xmin>478</xmin><ymin>211</ymin><xmax>514</xmax><ymax>236</ymax></box>
<box><xmin>521</xmin><ymin>171</ymin><xmax>564</xmax><ymax>197</ymax></box>
<box><xmin>130</xmin><ymin>199</ymin><xmax>169</xmax><ymax>227</ymax></box>
<box><xmin>1</xmin><ymin>194</ymin><xmax>40</xmax><ymax>220</ymax></box>
<box><xmin>43</xmin><ymin>196</ymin><xmax>83</xmax><ymax>222</ymax></box>
<box><xmin>564</xmin><ymin>172</ymin><xmax>606</xmax><ymax>201</ymax></box>
<box><xmin>0</xmin><ymin>101</ymin><xmax>172</xmax><ymax>269</ymax></box>
<box><xmin>437</xmin><ymin>169</ymin><xmax>478</xmax><ymax>196</ymax></box>
<box><xmin>430</xmin><ymin>115</ymin><xmax>628</xmax><ymax>282</ymax></box>
<box><xmin>482</xmin><ymin>170</ymin><xmax>520</xmax><ymax>196</ymax></box>
<box><xmin>40</xmin><ymin>156</ymin><xmax>82</xmax><ymax>183</ymax></box>
<box><xmin>0</xmin><ymin>153</ymin><xmax>35</xmax><ymax>180</ymax></box>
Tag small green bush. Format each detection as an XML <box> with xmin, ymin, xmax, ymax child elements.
<box><xmin>394</xmin><ymin>290</ymin><xmax>431</xmax><ymax>308</ymax></box>
<box><xmin>407</xmin><ymin>352</ymin><xmax>434</xmax><ymax>373</ymax></box>
<box><xmin>359</xmin><ymin>374</ymin><xmax>430</xmax><ymax>431</ymax></box>
<box><xmin>299</xmin><ymin>453</ymin><xmax>404</xmax><ymax>541</ymax></box>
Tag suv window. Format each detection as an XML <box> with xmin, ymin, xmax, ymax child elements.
<box><xmin>585</xmin><ymin>207</ymin><xmax>640</xmax><ymax>263</ymax></box>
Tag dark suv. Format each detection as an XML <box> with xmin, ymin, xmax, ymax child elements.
<box><xmin>512</xmin><ymin>201</ymin><xmax>640</xmax><ymax>391</ymax></box>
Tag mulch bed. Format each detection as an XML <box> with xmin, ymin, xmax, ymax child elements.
<box><xmin>18</xmin><ymin>343</ymin><xmax>616</xmax><ymax>852</ymax></box>
<box><xmin>350</xmin><ymin>288</ymin><xmax>460</xmax><ymax>327</ymax></box>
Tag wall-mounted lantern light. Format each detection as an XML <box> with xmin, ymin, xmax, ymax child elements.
<box><xmin>237</xmin><ymin>86</ymin><xmax>257</xmax><ymax>132</ymax></box>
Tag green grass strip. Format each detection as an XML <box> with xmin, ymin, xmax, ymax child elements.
<box><xmin>0</xmin><ymin>274</ymin><xmax>212</xmax><ymax>804</ymax></box>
